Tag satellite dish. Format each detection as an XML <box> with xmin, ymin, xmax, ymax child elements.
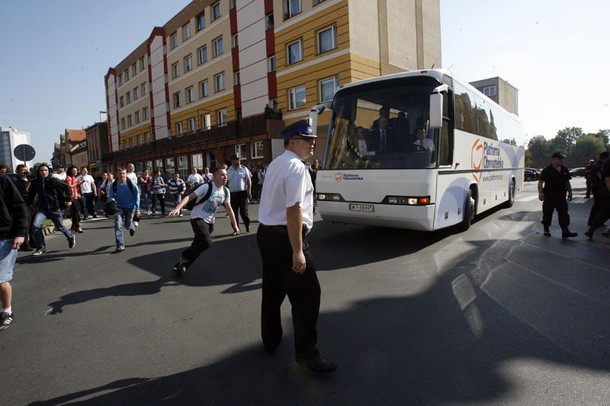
<box><xmin>14</xmin><ymin>144</ymin><xmax>36</xmax><ymax>162</ymax></box>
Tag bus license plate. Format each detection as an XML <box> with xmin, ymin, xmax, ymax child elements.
<box><xmin>349</xmin><ymin>203</ymin><xmax>375</xmax><ymax>213</ymax></box>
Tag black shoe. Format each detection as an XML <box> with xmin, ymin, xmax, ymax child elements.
<box><xmin>0</xmin><ymin>312</ymin><xmax>13</xmax><ymax>330</ymax></box>
<box><xmin>115</xmin><ymin>246</ymin><xmax>125</xmax><ymax>253</ymax></box>
<box><xmin>130</xmin><ymin>228</ymin><xmax>135</xmax><ymax>237</ymax></box>
<box><xmin>173</xmin><ymin>260</ymin><xmax>187</xmax><ymax>277</ymax></box>
<box><xmin>68</xmin><ymin>236</ymin><xmax>76</xmax><ymax>249</ymax></box>
<box><xmin>562</xmin><ymin>231</ymin><xmax>578</xmax><ymax>239</ymax></box>
<box><xmin>543</xmin><ymin>227</ymin><xmax>551</xmax><ymax>237</ymax></box>
<box><xmin>245</xmin><ymin>225</ymin><xmax>250</xmax><ymax>233</ymax></box>
<box><xmin>304</xmin><ymin>356</ymin><xmax>337</xmax><ymax>373</ymax></box>
<box><xmin>584</xmin><ymin>230</ymin><xmax>594</xmax><ymax>239</ymax></box>
<box><xmin>171</xmin><ymin>265</ymin><xmax>182</xmax><ymax>278</ymax></box>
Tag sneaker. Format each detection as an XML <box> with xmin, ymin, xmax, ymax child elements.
<box><xmin>133</xmin><ymin>221</ymin><xmax>139</xmax><ymax>227</ymax></box>
<box><xmin>115</xmin><ymin>246</ymin><xmax>125</xmax><ymax>253</ymax></box>
<box><xmin>178</xmin><ymin>260</ymin><xmax>187</xmax><ymax>277</ymax></box>
<box><xmin>69</xmin><ymin>236</ymin><xmax>76</xmax><ymax>249</ymax></box>
<box><xmin>130</xmin><ymin>228</ymin><xmax>135</xmax><ymax>237</ymax></box>
<box><xmin>33</xmin><ymin>248</ymin><xmax>46</xmax><ymax>256</ymax></box>
<box><xmin>179</xmin><ymin>213</ymin><xmax>184</xmax><ymax>217</ymax></box>
<box><xmin>0</xmin><ymin>312</ymin><xmax>13</xmax><ymax>330</ymax></box>
<box><xmin>147</xmin><ymin>211</ymin><xmax>152</xmax><ymax>215</ymax></box>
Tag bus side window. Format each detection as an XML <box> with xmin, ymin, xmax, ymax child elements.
<box><xmin>438</xmin><ymin>125</ymin><xmax>451</xmax><ymax>166</ymax></box>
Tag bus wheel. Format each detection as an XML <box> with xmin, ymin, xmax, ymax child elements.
<box><xmin>504</xmin><ymin>178</ymin><xmax>516</xmax><ymax>208</ymax></box>
<box><xmin>459</xmin><ymin>189</ymin><xmax>475</xmax><ymax>231</ymax></box>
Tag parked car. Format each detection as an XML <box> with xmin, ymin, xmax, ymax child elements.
<box><xmin>569</xmin><ymin>167</ymin><xmax>585</xmax><ymax>177</ymax></box>
<box><xmin>524</xmin><ymin>168</ymin><xmax>540</xmax><ymax>181</ymax></box>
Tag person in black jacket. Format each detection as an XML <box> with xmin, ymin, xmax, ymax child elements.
<box><xmin>0</xmin><ymin>174</ymin><xmax>28</xmax><ymax>329</ymax></box>
<box><xmin>27</xmin><ymin>164</ymin><xmax>75</xmax><ymax>256</ymax></box>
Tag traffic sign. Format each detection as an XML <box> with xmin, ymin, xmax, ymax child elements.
<box><xmin>13</xmin><ymin>144</ymin><xmax>36</xmax><ymax>162</ymax></box>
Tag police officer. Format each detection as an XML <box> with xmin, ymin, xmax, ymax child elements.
<box><xmin>257</xmin><ymin>119</ymin><xmax>337</xmax><ymax>373</ymax></box>
<box><xmin>227</xmin><ymin>154</ymin><xmax>252</xmax><ymax>234</ymax></box>
<box><xmin>537</xmin><ymin>152</ymin><xmax>578</xmax><ymax>239</ymax></box>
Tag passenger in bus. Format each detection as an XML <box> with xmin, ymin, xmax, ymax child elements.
<box><xmin>371</xmin><ymin>106</ymin><xmax>390</xmax><ymax>129</ymax></box>
<box><xmin>367</xmin><ymin>117</ymin><xmax>396</xmax><ymax>152</ymax></box>
<box><xmin>355</xmin><ymin>126</ymin><xmax>368</xmax><ymax>158</ymax></box>
<box><xmin>413</xmin><ymin>127</ymin><xmax>435</xmax><ymax>152</ymax></box>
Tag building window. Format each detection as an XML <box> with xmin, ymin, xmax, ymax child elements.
<box><xmin>319</xmin><ymin>76</ymin><xmax>338</xmax><ymax>102</ymax></box>
<box><xmin>186</xmin><ymin>86</ymin><xmax>195</xmax><ymax>104</ymax></box>
<box><xmin>217</xmin><ymin>109</ymin><xmax>228</xmax><ymax>127</ymax></box>
<box><xmin>172</xmin><ymin>62</ymin><xmax>180</xmax><ymax>79</ymax></box>
<box><xmin>127</xmin><ymin>115</ymin><xmax>133</xmax><ymax>127</ymax></box>
<box><xmin>288</xmin><ymin>85</ymin><xmax>306</xmax><ymax>110</ymax></box>
<box><xmin>313</xmin><ymin>0</ymin><xmax>326</xmax><ymax>5</ymax></box>
<box><xmin>119</xmin><ymin>96</ymin><xmax>124</xmax><ymax>108</ymax></box>
<box><xmin>173</xmin><ymin>91</ymin><xmax>182</xmax><ymax>108</ymax></box>
<box><xmin>285</xmin><ymin>0</ymin><xmax>302</xmax><ymax>18</ymax></box>
<box><xmin>133</xmin><ymin>87</ymin><xmax>139</xmax><ymax>100</ymax></box>
<box><xmin>121</xmin><ymin>117</ymin><xmax>126</xmax><ymax>130</ymax></box>
<box><xmin>188</xmin><ymin>118</ymin><xmax>196</xmax><ymax>133</ymax></box>
<box><xmin>214</xmin><ymin>72</ymin><xmax>225</xmax><ymax>92</ymax></box>
<box><xmin>287</xmin><ymin>39</ymin><xmax>303</xmax><ymax>64</ymax></box>
<box><xmin>125</xmin><ymin>69</ymin><xmax>130</xmax><ymax>81</ymax></box>
<box><xmin>142</xmin><ymin>107</ymin><xmax>148</xmax><ymax>120</ymax></box>
<box><xmin>252</xmin><ymin>141</ymin><xmax>264</xmax><ymax>159</ymax></box>
<box><xmin>182</xmin><ymin>23</ymin><xmax>191</xmax><ymax>40</ymax></box>
<box><xmin>118</xmin><ymin>73</ymin><xmax>123</xmax><ymax>86</ymax></box>
<box><xmin>196</xmin><ymin>11</ymin><xmax>206</xmax><ymax>31</ymax></box>
<box><xmin>199</xmin><ymin>79</ymin><xmax>209</xmax><ymax>98</ymax></box>
<box><xmin>266</xmin><ymin>13</ymin><xmax>274</xmax><ymax>30</ymax></box>
<box><xmin>129</xmin><ymin>138</ymin><xmax>134</xmax><ymax>148</ymax></box>
<box><xmin>318</xmin><ymin>25</ymin><xmax>337</xmax><ymax>54</ymax></box>
<box><xmin>213</xmin><ymin>36</ymin><xmax>224</xmax><ymax>57</ymax></box>
<box><xmin>141</xmin><ymin>82</ymin><xmax>147</xmax><ymax>96</ymax></box>
<box><xmin>170</xmin><ymin>32</ymin><xmax>178</xmax><ymax>49</ymax></box>
<box><xmin>145</xmin><ymin>132</ymin><xmax>151</xmax><ymax>144</ymax></box>
<box><xmin>232</xmin><ymin>34</ymin><xmax>239</xmax><ymax>48</ymax></box>
<box><xmin>184</xmin><ymin>54</ymin><xmax>193</xmax><ymax>73</ymax></box>
<box><xmin>135</xmin><ymin>111</ymin><xmax>140</xmax><ymax>124</ymax></box>
<box><xmin>212</xmin><ymin>2</ymin><xmax>222</xmax><ymax>20</ymax></box>
<box><xmin>126</xmin><ymin>91</ymin><xmax>131</xmax><ymax>104</ymax></box>
<box><xmin>139</xmin><ymin>57</ymin><xmax>145</xmax><ymax>71</ymax></box>
<box><xmin>235</xmin><ymin>143</ymin><xmax>247</xmax><ymax>159</ymax></box>
<box><xmin>234</xmin><ymin>71</ymin><xmax>240</xmax><ymax>86</ymax></box>
<box><xmin>191</xmin><ymin>153</ymin><xmax>204</xmax><ymax>169</ymax></box>
<box><xmin>201</xmin><ymin>114</ymin><xmax>211</xmax><ymax>130</ymax></box>
<box><xmin>132</xmin><ymin>63</ymin><xmax>137</xmax><ymax>77</ymax></box>
<box><xmin>197</xmin><ymin>45</ymin><xmax>208</xmax><ymax>65</ymax></box>
<box><xmin>483</xmin><ymin>85</ymin><xmax>497</xmax><ymax>97</ymax></box>
<box><xmin>176</xmin><ymin>122</ymin><xmax>184</xmax><ymax>136</ymax></box>
<box><xmin>267</xmin><ymin>56</ymin><xmax>276</xmax><ymax>72</ymax></box>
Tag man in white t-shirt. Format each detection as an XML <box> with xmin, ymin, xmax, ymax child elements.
<box><xmin>186</xmin><ymin>167</ymin><xmax>204</xmax><ymax>189</ymax></box>
<box><xmin>169</xmin><ymin>164</ymin><xmax>239</xmax><ymax>278</ymax></box>
<box><xmin>126</xmin><ymin>163</ymin><xmax>138</xmax><ymax>184</ymax></box>
<box><xmin>257</xmin><ymin>119</ymin><xmax>337</xmax><ymax>373</ymax></box>
<box><xmin>78</xmin><ymin>167</ymin><xmax>97</xmax><ymax>219</ymax></box>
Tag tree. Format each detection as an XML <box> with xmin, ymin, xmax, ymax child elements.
<box><xmin>594</xmin><ymin>129</ymin><xmax>609</xmax><ymax>146</ymax></box>
<box><xmin>527</xmin><ymin>135</ymin><xmax>549</xmax><ymax>162</ymax></box>
<box><xmin>550</xmin><ymin>127</ymin><xmax>583</xmax><ymax>156</ymax></box>
<box><xmin>571</xmin><ymin>135</ymin><xmax>606</xmax><ymax>165</ymax></box>
<box><xmin>501</xmin><ymin>138</ymin><xmax>517</xmax><ymax>146</ymax></box>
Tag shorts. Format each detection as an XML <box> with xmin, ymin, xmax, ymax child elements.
<box><xmin>0</xmin><ymin>239</ymin><xmax>17</xmax><ymax>283</ymax></box>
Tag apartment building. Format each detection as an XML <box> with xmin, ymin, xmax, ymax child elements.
<box><xmin>470</xmin><ymin>77</ymin><xmax>519</xmax><ymax>116</ymax></box>
<box><xmin>103</xmin><ymin>0</ymin><xmax>441</xmax><ymax>176</ymax></box>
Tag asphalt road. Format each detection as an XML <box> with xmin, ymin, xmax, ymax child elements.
<box><xmin>2</xmin><ymin>177</ymin><xmax>609</xmax><ymax>405</ymax></box>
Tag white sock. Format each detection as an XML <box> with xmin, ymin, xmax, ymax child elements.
<box><xmin>2</xmin><ymin>306</ymin><xmax>12</xmax><ymax>315</ymax></box>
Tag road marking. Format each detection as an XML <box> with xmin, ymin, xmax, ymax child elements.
<box><xmin>516</xmin><ymin>194</ymin><xmax>539</xmax><ymax>202</ymax></box>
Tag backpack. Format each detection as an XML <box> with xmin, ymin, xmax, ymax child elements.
<box><xmin>185</xmin><ymin>183</ymin><xmax>228</xmax><ymax>211</ymax></box>
<box><xmin>113</xmin><ymin>178</ymin><xmax>136</xmax><ymax>197</ymax></box>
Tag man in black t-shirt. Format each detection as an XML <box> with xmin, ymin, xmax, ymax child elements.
<box><xmin>586</xmin><ymin>151</ymin><xmax>609</xmax><ymax>226</ymax></box>
<box><xmin>585</xmin><ymin>155</ymin><xmax>610</xmax><ymax>239</ymax></box>
<box><xmin>537</xmin><ymin>152</ymin><xmax>578</xmax><ymax>238</ymax></box>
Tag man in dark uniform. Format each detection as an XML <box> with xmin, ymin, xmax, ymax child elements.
<box><xmin>585</xmin><ymin>154</ymin><xmax>610</xmax><ymax>239</ymax></box>
<box><xmin>257</xmin><ymin>119</ymin><xmax>337</xmax><ymax>373</ymax></box>
<box><xmin>537</xmin><ymin>152</ymin><xmax>578</xmax><ymax>239</ymax></box>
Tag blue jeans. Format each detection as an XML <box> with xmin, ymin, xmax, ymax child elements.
<box><xmin>0</xmin><ymin>239</ymin><xmax>17</xmax><ymax>283</ymax></box>
<box><xmin>114</xmin><ymin>207</ymin><xmax>135</xmax><ymax>248</ymax></box>
<box><xmin>141</xmin><ymin>191</ymin><xmax>152</xmax><ymax>212</ymax></box>
<box><xmin>33</xmin><ymin>209</ymin><xmax>73</xmax><ymax>249</ymax></box>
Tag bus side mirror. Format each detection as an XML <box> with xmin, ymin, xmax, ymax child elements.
<box><xmin>429</xmin><ymin>92</ymin><xmax>443</xmax><ymax>129</ymax></box>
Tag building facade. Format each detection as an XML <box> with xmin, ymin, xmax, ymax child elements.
<box><xmin>470</xmin><ymin>76</ymin><xmax>519</xmax><ymax>116</ymax></box>
<box><xmin>103</xmin><ymin>0</ymin><xmax>441</xmax><ymax>175</ymax></box>
<box><xmin>85</xmin><ymin>121</ymin><xmax>109</xmax><ymax>173</ymax></box>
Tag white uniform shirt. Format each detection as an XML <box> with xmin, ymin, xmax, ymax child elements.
<box><xmin>413</xmin><ymin>138</ymin><xmax>435</xmax><ymax>152</ymax></box>
<box><xmin>187</xmin><ymin>173</ymin><xmax>204</xmax><ymax>187</ymax></box>
<box><xmin>258</xmin><ymin>150</ymin><xmax>314</xmax><ymax>232</ymax></box>
<box><xmin>190</xmin><ymin>183</ymin><xmax>230</xmax><ymax>224</ymax></box>
<box><xmin>227</xmin><ymin>165</ymin><xmax>251</xmax><ymax>192</ymax></box>
<box><xmin>126</xmin><ymin>172</ymin><xmax>138</xmax><ymax>184</ymax></box>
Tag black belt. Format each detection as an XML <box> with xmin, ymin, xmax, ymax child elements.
<box><xmin>260</xmin><ymin>224</ymin><xmax>308</xmax><ymax>234</ymax></box>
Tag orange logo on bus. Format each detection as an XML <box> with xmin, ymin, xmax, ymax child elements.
<box><xmin>471</xmin><ymin>139</ymin><xmax>484</xmax><ymax>183</ymax></box>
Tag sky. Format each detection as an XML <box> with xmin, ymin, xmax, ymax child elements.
<box><xmin>1</xmin><ymin>0</ymin><xmax>609</xmax><ymax>164</ymax></box>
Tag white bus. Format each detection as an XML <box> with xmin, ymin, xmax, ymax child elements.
<box><xmin>312</xmin><ymin>69</ymin><xmax>525</xmax><ymax>231</ymax></box>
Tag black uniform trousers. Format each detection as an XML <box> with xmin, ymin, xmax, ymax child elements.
<box><xmin>542</xmin><ymin>192</ymin><xmax>570</xmax><ymax>230</ymax></box>
<box><xmin>180</xmin><ymin>218</ymin><xmax>213</xmax><ymax>270</ymax></box>
<box><xmin>230</xmin><ymin>190</ymin><xmax>250</xmax><ymax>229</ymax></box>
<box><xmin>257</xmin><ymin>224</ymin><xmax>321</xmax><ymax>362</ymax></box>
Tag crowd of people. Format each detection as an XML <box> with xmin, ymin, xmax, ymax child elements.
<box><xmin>0</xmin><ymin>119</ymin><xmax>334</xmax><ymax>372</ymax></box>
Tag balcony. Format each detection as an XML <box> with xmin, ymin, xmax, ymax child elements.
<box><xmin>102</xmin><ymin>113</ymin><xmax>280</xmax><ymax>163</ymax></box>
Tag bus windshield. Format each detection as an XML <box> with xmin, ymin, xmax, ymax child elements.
<box><xmin>325</xmin><ymin>76</ymin><xmax>441</xmax><ymax>170</ymax></box>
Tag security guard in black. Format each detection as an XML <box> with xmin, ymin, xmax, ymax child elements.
<box><xmin>538</xmin><ymin>152</ymin><xmax>577</xmax><ymax>238</ymax></box>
